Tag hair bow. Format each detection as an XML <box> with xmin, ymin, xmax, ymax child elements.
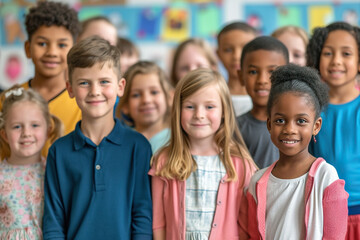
<box><xmin>5</xmin><ymin>88</ymin><xmax>24</xmax><ymax>98</ymax></box>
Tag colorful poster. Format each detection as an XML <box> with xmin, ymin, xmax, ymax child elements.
<box><xmin>194</xmin><ymin>3</ymin><xmax>221</xmax><ymax>39</ymax></box>
<box><xmin>308</xmin><ymin>5</ymin><xmax>334</xmax><ymax>31</ymax></box>
<box><xmin>161</xmin><ymin>7</ymin><xmax>190</xmax><ymax>42</ymax></box>
<box><xmin>277</xmin><ymin>6</ymin><xmax>302</xmax><ymax>27</ymax></box>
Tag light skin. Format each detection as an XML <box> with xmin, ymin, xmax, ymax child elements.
<box><xmin>0</xmin><ymin>101</ymin><xmax>49</xmax><ymax>165</ymax></box>
<box><xmin>67</xmin><ymin>62</ymin><xmax>125</xmax><ymax>145</ymax></box>
<box><xmin>25</xmin><ymin>25</ymin><xmax>74</xmax><ymax>101</ymax></box>
<box><xmin>124</xmin><ymin>73</ymin><xmax>168</xmax><ymax>140</ymax></box>
<box><xmin>77</xmin><ymin>20</ymin><xmax>118</xmax><ymax>46</ymax></box>
<box><xmin>217</xmin><ymin>30</ymin><xmax>256</xmax><ymax>95</ymax></box>
<box><xmin>120</xmin><ymin>53</ymin><xmax>139</xmax><ymax>74</ymax></box>
<box><xmin>175</xmin><ymin>44</ymin><xmax>212</xmax><ymax>82</ymax></box>
<box><xmin>239</xmin><ymin>50</ymin><xmax>287</xmax><ymax>121</ymax></box>
<box><xmin>319</xmin><ymin>30</ymin><xmax>360</xmax><ymax>104</ymax></box>
<box><xmin>267</xmin><ymin>93</ymin><xmax>322</xmax><ymax>179</ymax></box>
<box><xmin>181</xmin><ymin>84</ymin><xmax>222</xmax><ymax>156</ymax></box>
<box><xmin>276</xmin><ymin>32</ymin><xmax>306</xmax><ymax>66</ymax></box>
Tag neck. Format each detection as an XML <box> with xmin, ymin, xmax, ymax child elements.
<box><xmin>81</xmin><ymin>117</ymin><xmax>115</xmax><ymax>145</ymax></box>
<box><xmin>136</xmin><ymin>121</ymin><xmax>166</xmax><ymax>140</ymax></box>
<box><xmin>329</xmin><ymin>83</ymin><xmax>359</xmax><ymax>104</ymax></box>
<box><xmin>228</xmin><ymin>76</ymin><xmax>247</xmax><ymax>95</ymax></box>
<box><xmin>7</xmin><ymin>153</ymin><xmax>42</xmax><ymax>166</ymax></box>
<box><xmin>190</xmin><ymin>138</ymin><xmax>219</xmax><ymax>156</ymax></box>
<box><xmin>273</xmin><ymin>150</ymin><xmax>315</xmax><ymax>179</ymax></box>
<box><xmin>31</xmin><ymin>72</ymin><xmax>67</xmax><ymax>101</ymax></box>
<box><xmin>250</xmin><ymin>106</ymin><xmax>268</xmax><ymax>121</ymax></box>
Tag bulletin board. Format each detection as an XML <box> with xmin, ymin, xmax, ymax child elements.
<box><xmin>0</xmin><ymin>0</ymin><xmax>359</xmax><ymax>90</ymax></box>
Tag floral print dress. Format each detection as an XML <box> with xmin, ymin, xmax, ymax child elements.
<box><xmin>0</xmin><ymin>159</ymin><xmax>45</xmax><ymax>240</ymax></box>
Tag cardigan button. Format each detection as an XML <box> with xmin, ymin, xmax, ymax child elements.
<box><xmin>217</xmin><ymin>200</ymin><xmax>222</xmax><ymax>205</ymax></box>
<box><xmin>212</xmin><ymin>223</ymin><xmax>217</xmax><ymax>228</ymax></box>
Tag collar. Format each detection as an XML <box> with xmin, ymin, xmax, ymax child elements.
<box><xmin>73</xmin><ymin>118</ymin><xmax>124</xmax><ymax>150</ymax></box>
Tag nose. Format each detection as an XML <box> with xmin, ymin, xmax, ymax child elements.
<box><xmin>194</xmin><ymin>106</ymin><xmax>205</xmax><ymax>119</ymax></box>
<box><xmin>21</xmin><ymin>125</ymin><xmax>31</xmax><ymax>137</ymax></box>
<box><xmin>45</xmin><ymin>43</ymin><xmax>58</xmax><ymax>57</ymax></box>
<box><xmin>257</xmin><ymin>71</ymin><xmax>270</xmax><ymax>85</ymax></box>
<box><xmin>233</xmin><ymin>48</ymin><xmax>241</xmax><ymax>61</ymax></box>
<box><xmin>283</xmin><ymin>121</ymin><xmax>296</xmax><ymax>135</ymax></box>
<box><xmin>141</xmin><ymin>92</ymin><xmax>151</xmax><ymax>104</ymax></box>
<box><xmin>90</xmin><ymin>83</ymin><xmax>101</xmax><ymax>96</ymax></box>
<box><xmin>331</xmin><ymin>52</ymin><xmax>342</xmax><ymax>66</ymax></box>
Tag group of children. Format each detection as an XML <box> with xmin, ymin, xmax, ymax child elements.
<box><xmin>0</xmin><ymin>1</ymin><xmax>359</xmax><ymax>239</ymax></box>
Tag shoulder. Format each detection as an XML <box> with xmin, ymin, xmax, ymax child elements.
<box><xmin>120</xmin><ymin>123</ymin><xmax>150</xmax><ymax>147</ymax></box>
<box><xmin>236</xmin><ymin>111</ymin><xmax>250</xmax><ymax>124</ymax></box>
<box><xmin>314</xmin><ymin>159</ymin><xmax>339</xmax><ymax>184</ymax></box>
<box><xmin>247</xmin><ymin>167</ymin><xmax>269</xmax><ymax>198</ymax></box>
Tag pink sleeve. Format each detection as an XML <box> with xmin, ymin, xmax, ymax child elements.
<box><xmin>322</xmin><ymin>179</ymin><xmax>349</xmax><ymax>240</ymax></box>
<box><xmin>150</xmin><ymin>173</ymin><xmax>166</xmax><ymax>232</ymax></box>
<box><xmin>246</xmin><ymin>191</ymin><xmax>261</xmax><ymax>240</ymax></box>
<box><xmin>238</xmin><ymin>189</ymin><xmax>250</xmax><ymax>240</ymax></box>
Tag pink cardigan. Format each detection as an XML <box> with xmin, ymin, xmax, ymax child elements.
<box><xmin>149</xmin><ymin>153</ymin><xmax>256</xmax><ymax>240</ymax></box>
<box><xmin>246</xmin><ymin>158</ymin><xmax>349</xmax><ymax>240</ymax></box>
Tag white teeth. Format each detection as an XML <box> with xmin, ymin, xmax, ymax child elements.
<box><xmin>282</xmin><ymin>140</ymin><xmax>297</xmax><ymax>144</ymax></box>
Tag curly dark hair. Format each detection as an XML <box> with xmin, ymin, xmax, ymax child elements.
<box><xmin>306</xmin><ymin>21</ymin><xmax>360</xmax><ymax>72</ymax></box>
<box><xmin>267</xmin><ymin>64</ymin><xmax>329</xmax><ymax>119</ymax></box>
<box><xmin>25</xmin><ymin>1</ymin><xmax>80</xmax><ymax>41</ymax></box>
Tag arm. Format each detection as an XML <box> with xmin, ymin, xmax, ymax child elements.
<box><xmin>322</xmin><ymin>179</ymin><xmax>349</xmax><ymax>240</ymax></box>
<box><xmin>238</xmin><ymin>189</ymin><xmax>250</xmax><ymax>240</ymax></box>
<box><xmin>131</xmin><ymin>142</ymin><xmax>153</xmax><ymax>240</ymax></box>
<box><xmin>151</xmin><ymin>173</ymin><xmax>166</xmax><ymax>240</ymax></box>
<box><xmin>246</xmin><ymin>191</ymin><xmax>261</xmax><ymax>240</ymax></box>
<box><xmin>42</xmin><ymin>147</ymin><xmax>66</xmax><ymax>240</ymax></box>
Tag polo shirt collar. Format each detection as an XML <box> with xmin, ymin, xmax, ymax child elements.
<box><xmin>73</xmin><ymin>118</ymin><xmax>124</xmax><ymax>150</ymax></box>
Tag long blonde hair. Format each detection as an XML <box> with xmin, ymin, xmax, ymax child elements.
<box><xmin>154</xmin><ymin>68</ymin><xmax>254</xmax><ymax>184</ymax></box>
<box><xmin>0</xmin><ymin>85</ymin><xmax>63</xmax><ymax>160</ymax></box>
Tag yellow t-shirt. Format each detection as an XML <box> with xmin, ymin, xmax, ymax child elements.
<box><xmin>21</xmin><ymin>81</ymin><xmax>82</xmax><ymax>156</ymax></box>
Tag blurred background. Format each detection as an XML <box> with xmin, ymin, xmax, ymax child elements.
<box><xmin>0</xmin><ymin>0</ymin><xmax>359</xmax><ymax>90</ymax></box>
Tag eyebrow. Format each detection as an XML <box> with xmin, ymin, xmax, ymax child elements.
<box><xmin>35</xmin><ymin>36</ymin><xmax>71</xmax><ymax>41</ymax></box>
<box><xmin>274</xmin><ymin>113</ymin><xmax>310</xmax><ymax>117</ymax></box>
<box><xmin>248</xmin><ymin>64</ymin><xmax>279</xmax><ymax>68</ymax></box>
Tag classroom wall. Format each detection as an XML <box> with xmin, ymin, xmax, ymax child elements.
<box><xmin>0</xmin><ymin>0</ymin><xmax>359</xmax><ymax>90</ymax></box>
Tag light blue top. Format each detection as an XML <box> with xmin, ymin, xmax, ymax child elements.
<box><xmin>185</xmin><ymin>155</ymin><xmax>226</xmax><ymax>240</ymax></box>
<box><xmin>149</xmin><ymin>128</ymin><xmax>170</xmax><ymax>154</ymax></box>
<box><xmin>309</xmin><ymin>95</ymin><xmax>360</xmax><ymax>208</ymax></box>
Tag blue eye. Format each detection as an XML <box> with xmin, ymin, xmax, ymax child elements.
<box><xmin>12</xmin><ymin>125</ymin><xmax>21</xmax><ymax>129</ymax></box>
<box><xmin>249</xmin><ymin>70</ymin><xmax>257</xmax><ymax>75</ymax></box>
<box><xmin>151</xmin><ymin>90</ymin><xmax>159</xmax><ymax>95</ymax></box>
<box><xmin>131</xmin><ymin>93</ymin><xmax>140</xmax><ymax>98</ymax></box>
<box><xmin>32</xmin><ymin>124</ymin><xmax>40</xmax><ymax>128</ymax></box>
<box><xmin>59</xmin><ymin>43</ymin><xmax>67</xmax><ymax>48</ymax></box>
<box><xmin>100</xmin><ymin>80</ymin><xmax>110</xmax><ymax>84</ymax></box>
<box><xmin>206</xmin><ymin>105</ymin><xmax>214</xmax><ymax>109</ymax></box>
<box><xmin>185</xmin><ymin>105</ymin><xmax>194</xmax><ymax>109</ymax></box>
<box><xmin>79</xmin><ymin>81</ymin><xmax>89</xmax><ymax>86</ymax></box>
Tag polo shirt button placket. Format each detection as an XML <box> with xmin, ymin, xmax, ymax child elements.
<box><xmin>96</xmin><ymin>164</ymin><xmax>101</xmax><ymax>170</ymax></box>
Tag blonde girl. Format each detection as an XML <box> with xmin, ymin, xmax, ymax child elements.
<box><xmin>116</xmin><ymin>61</ymin><xmax>173</xmax><ymax>154</ymax></box>
<box><xmin>0</xmin><ymin>85</ymin><xmax>62</xmax><ymax>239</ymax></box>
<box><xmin>150</xmin><ymin>68</ymin><xmax>256</xmax><ymax>240</ymax></box>
<box><xmin>271</xmin><ymin>25</ymin><xmax>308</xmax><ymax>66</ymax></box>
<box><xmin>170</xmin><ymin>38</ymin><xmax>218</xmax><ymax>86</ymax></box>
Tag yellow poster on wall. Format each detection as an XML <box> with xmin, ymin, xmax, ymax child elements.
<box><xmin>308</xmin><ymin>5</ymin><xmax>334</xmax><ymax>32</ymax></box>
<box><xmin>162</xmin><ymin>7</ymin><xmax>190</xmax><ymax>41</ymax></box>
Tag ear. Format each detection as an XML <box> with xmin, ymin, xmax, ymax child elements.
<box><xmin>24</xmin><ymin>40</ymin><xmax>31</xmax><ymax>59</ymax></box>
<box><xmin>117</xmin><ymin>77</ymin><xmax>126</xmax><ymax>97</ymax></box>
<box><xmin>266</xmin><ymin>117</ymin><xmax>271</xmax><ymax>132</ymax></box>
<box><xmin>66</xmin><ymin>81</ymin><xmax>75</xmax><ymax>98</ymax></box>
<box><xmin>237</xmin><ymin>69</ymin><xmax>245</xmax><ymax>86</ymax></box>
<box><xmin>312</xmin><ymin>117</ymin><xmax>322</xmax><ymax>136</ymax></box>
<box><xmin>0</xmin><ymin>129</ymin><xmax>8</xmax><ymax>143</ymax></box>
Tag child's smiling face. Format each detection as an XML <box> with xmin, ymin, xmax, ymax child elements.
<box><xmin>267</xmin><ymin>92</ymin><xmax>322</xmax><ymax>160</ymax></box>
<box><xmin>25</xmin><ymin>25</ymin><xmax>73</xmax><ymax>80</ymax></box>
<box><xmin>319</xmin><ymin>30</ymin><xmax>360</xmax><ymax>91</ymax></box>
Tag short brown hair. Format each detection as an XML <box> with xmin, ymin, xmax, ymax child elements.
<box><xmin>67</xmin><ymin>35</ymin><xmax>121</xmax><ymax>83</ymax></box>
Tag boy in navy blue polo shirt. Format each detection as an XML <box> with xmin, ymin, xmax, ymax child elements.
<box><xmin>43</xmin><ymin>36</ymin><xmax>153</xmax><ymax>240</ymax></box>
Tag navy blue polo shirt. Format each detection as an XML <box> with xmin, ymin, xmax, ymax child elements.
<box><xmin>43</xmin><ymin>119</ymin><xmax>152</xmax><ymax>240</ymax></box>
